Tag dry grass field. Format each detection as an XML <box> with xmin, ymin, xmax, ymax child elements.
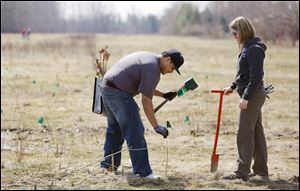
<box><xmin>1</xmin><ymin>33</ymin><xmax>299</xmax><ymax>190</ymax></box>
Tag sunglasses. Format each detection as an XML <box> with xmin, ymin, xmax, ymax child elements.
<box><xmin>232</xmin><ymin>31</ymin><xmax>238</xmax><ymax>36</ymax></box>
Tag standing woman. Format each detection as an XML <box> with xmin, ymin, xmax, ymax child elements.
<box><xmin>223</xmin><ymin>16</ymin><xmax>269</xmax><ymax>182</ymax></box>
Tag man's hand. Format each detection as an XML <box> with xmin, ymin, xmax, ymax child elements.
<box><xmin>163</xmin><ymin>91</ymin><xmax>177</xmax><ymax>101</ymax></box>
<box><xmin>154</xmin><ymin>125</ymin><xmax>169</xmax><ymax>138</ymax></box>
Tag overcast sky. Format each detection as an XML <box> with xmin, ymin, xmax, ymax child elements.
<box><xmin>106</xmin><ymin>1</ymin><xmax>174</xmax><ymax>19</ymax></box>
<box><xmin>59</xmin><ymin>1</ymin><xmax>209</xmax><ymax>20</ymax></box>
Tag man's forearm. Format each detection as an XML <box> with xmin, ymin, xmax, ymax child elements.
<box><xmin>154</xmin><ymin>89</ymin><xmax>164</xmax><ymax>97</ymax></box>
<box><xmin>142</xmin><ymin>95</ymin><xmax>158</xmax><ymax>128</ymax></box>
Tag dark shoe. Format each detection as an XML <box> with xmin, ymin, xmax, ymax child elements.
<box><xmin>249</xmin><ymin>173</ymin><xmax>270</xmax><ymax>181</ymax></box>
<box><xmin>223</xmin><ymin>174</ymin><xmax>249</xmax><ymax>182</ymax></box>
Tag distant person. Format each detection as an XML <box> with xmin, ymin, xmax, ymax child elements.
<box><xmin>222</xmin><ymin>16</ymin><xmax>269</xmax><ymax>182</ymax></box>
<box><xmin>100</xmin><ymin>49</ymin><xmax>184</xmax><ymax>179</ymax></box>
<box><xmin>21</xmin><ymin>27</ymin><xmax>27</xmax><ymax>39</ymax></box>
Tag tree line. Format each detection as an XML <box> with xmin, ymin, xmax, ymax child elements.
<box><xmin>1</xmin><ymin>1</ymin><xmax>298</xmax><ymax>46</ymax></box>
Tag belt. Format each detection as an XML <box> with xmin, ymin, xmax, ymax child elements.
<box><xmin>105</xmin><ymin>80</ymin><xmax>119</xmax><ymax>90</ymax></box>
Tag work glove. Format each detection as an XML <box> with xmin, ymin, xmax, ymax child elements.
<box><xmin>154</xmin><ymin>125</ymin><xmax>169</xmax><ymax>138</ymax></box>
<box><xmin>265</xmin><ymin>84</ymin><xmax>274</xmax><ymax>99</ymax></box>
<box><xmin>163</xmin><ymin>91</ymin><xmax>177</xmax><ymax>101</ymax></box>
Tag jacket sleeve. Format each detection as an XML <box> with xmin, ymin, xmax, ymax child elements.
<box><xmin>230</xmin><ymin>81</ymin><xmax>237</xmax><ymax>90</ymax></box>
<box><xmin>242</xmin><ymin>47</ymin><xmax>264</xmax><ymax>100</ymax></box>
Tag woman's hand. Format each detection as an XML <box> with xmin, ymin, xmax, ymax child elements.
<box><xmin>239</xmin><ymin>99</ymin><xmax>248</xmax><ymax>110</ymax></box>
<box><xmin>224</xmin><ymin>87</ymin><xmax>233</xmax><ymax>95</ymax></box>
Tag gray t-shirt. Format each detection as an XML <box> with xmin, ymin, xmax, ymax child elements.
<box><xmin>103</xmin><ymin>51</ymin><xmax>161</xmax><ymax>99</ymax></box>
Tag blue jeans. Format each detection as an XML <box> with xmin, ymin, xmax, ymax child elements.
<box><xmin>100</xmin><ymin>87</ymin><xmax>152</xmax><ymax>177</ymax></box>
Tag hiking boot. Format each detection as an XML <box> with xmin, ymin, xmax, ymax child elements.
<box><xmin>223</xmin><ymin>174</ymin><xmax>249</xmax><ymax>182</ymax></box>
<box><xmin>100</xmin><ymin>167</ymin><xmax>121</xmax><ymax>175</ymax></box>
<box><xmin>144</xmin><ymin>173</ymin><xmax>164</xmax><ymax>185</ymax></box>
<box><xmin>127</xmin><ymin>173</ymin><xmax>164</xmax><ymax>186</ymax></box>
<box><xmin>126</xmin><ymin>174</ymin><xmax>145</xmax><ymax>186</ymax></box>
<box><xmin>145</xmin><ymin>173</ymin><xmax>160</xmax><ymax>179</ymax></box>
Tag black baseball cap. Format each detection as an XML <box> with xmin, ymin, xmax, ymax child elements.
<box><xmin>162</xmin><ymin>49</ymin><xmax>184</xmax><ymax>75</ymax></box>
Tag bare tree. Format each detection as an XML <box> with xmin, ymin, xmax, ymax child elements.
<box><xmin>1</xmin><ymin>1</ymin><xmax>60</xmax><ymax>32</ymax></box>
<box><xmin>278</xmin><ymin>1</ymin><xmax>299</xmax><ymax>46</ymax></box>
<box><xmin>160</xmin><ymin>2</ymin><xmax>201</xmax><ymax>35</ymax></box>
<box><xmin>207</xmin><ymin>1</ymin><xmax>299</xmax><ymax>45</ymax></box>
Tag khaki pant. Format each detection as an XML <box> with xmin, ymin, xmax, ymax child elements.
<box><xmin>235</xmin><ymin>87</ymin><xmax>269</xmax><ymax>177</ymax></box>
